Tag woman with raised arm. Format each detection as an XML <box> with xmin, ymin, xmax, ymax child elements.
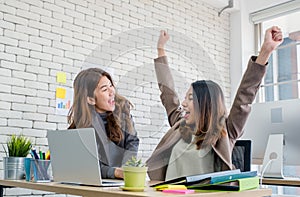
<box><xmin>146</xmin><ymin>27</ymin><xmax>283</xmax><ymax>181</ymax></box>
<box><xmin>68</xmin><ymin>68</ymin><xmax>139</xmax><ymax>179</ymax></box>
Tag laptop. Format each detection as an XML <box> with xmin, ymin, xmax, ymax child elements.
<box><xmin>47</xmin><ymin>128</ymin><xmax>124</xmax><ymax>187</ymax></box>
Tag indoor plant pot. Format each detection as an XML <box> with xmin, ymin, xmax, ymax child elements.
<box><xmin>3</xmin><ymin>134</ymin><xmax>32</xmax><ymax>180</ymax></box>
<box><xmin>122</xmin><ymin>156</ymin><xmax>148</xmax><ymax>191</ymax></box>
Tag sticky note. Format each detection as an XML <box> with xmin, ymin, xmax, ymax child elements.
<box><xmin>57</xmin><ymin>72</ymin><xmax>66</xmax><ymax>84</ymax></box>
<box><xmin>155</xmin><ymin>184</ymin><xmax>187</xmax><ymax>191</ymax></box>
<box><xmin>162</xmin><ymin>189</ymin><xmax>195</xmax><ymax>194</ymax></box>
<box><xmin>56</xmin><ymin>87</ymin><xmax>66</xmax><ymax>99</ymax></box>
<box><xmin>165</xmin><ymin>185</ymin><xmax>187</xmax><ymax>190</ymax></box>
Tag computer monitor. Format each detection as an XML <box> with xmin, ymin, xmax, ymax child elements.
<box><xmin>241</xmin><ymin>99</ymin><xmax>300</xmax><ymax>177</ymax></box>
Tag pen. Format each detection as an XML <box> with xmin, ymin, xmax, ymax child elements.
<box><xmin>45</xmin><ymin>150</ymin><xmax>50</xmax><ymax>160</ymax></box>
<box><xmin>39</xmin><ymin>149</ymin><xmax>43</xmax><ymax>160</ymax></box>
<box><xmin>31</xmin><ymin>149</ymin><xmax>40</xmax><ymax>159</ymax></box>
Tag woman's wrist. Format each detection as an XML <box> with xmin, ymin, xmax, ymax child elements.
<box><xmin>256</xmin><ymin>44</ymin><xmax>273</xmax><ymax>65</ymax></box>
<box><xmin>157</xmin><ymin>48</ymin><xmax>165</xmax><ymax>57</ymax></box>
<box><xmin>114</xmin><ymin>167</ymin><xmax>124</xmax><ymax>179</ymax></box>
<box><xmin>256</xmin><ymin>50</ymin><xmax>271</xmax><ymax>65</ymax></box>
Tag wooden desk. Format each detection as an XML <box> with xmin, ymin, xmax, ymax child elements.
<box><xmin>0</xmin><ymin>179</ymin><xmax>272</xmax><ymax>197</ymax></box>
<box><xmin>262</xmin><ymin>178</ymin><xmax>300</xmax><ymax>187</ymax></box>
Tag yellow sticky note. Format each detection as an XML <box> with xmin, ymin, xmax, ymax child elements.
<box><xmin>56</xmin><ymin>87</ymin><xmax>66</xmax><ymax>99</ymax></box>
<box><xmin>57</xmin><ymin>72</ymin><xmax>66</xmax><ymax>84</ymax></box>
<box><xmin>167</xmin><ymin>185</ymin><xmax>187</xmax><ymax>190</ymax></box>
<box><xmin>155</xmin><ymin>184</ymin><xmax>187</xmax><ymax>191</ymax></box>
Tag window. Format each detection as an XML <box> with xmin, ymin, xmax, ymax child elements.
<box><xmin>255</xmin><ymin>11</ymin><xmax>300</xmax><ymax>102</ymax></box>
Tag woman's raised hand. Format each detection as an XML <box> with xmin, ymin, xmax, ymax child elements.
<box><xmin>157</xmin><ymin>30</ymin><xmax>170</xmax><ymax>49</ymax></box>
<box><xmin>256</xmin><ymin>26</ymin><xmax>283</xmax><ymax>65</ymax></box>
<box><xmin>157</xmin><ymin>30</ymin><xmax>169</xmax><ymax>57</ymax></box>
<box><xmin>262</xmin><ymin>26</ymin><xmax>283</xmax><ymax>53</ymax></box>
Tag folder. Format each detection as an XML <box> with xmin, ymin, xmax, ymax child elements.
<box><xmin>187</xmin><ymin>176</ymin><xmax>259</xmax><ymax>191</ymax></box>
<box><xmin>208</xmin><ymin>171</ymin><xmax>257</xmax><ymax>184</ymax></box>
<box><xmin>151</xmin><ymin>169</ymin><xmax>258</xmax><ymax>188</ymax></box>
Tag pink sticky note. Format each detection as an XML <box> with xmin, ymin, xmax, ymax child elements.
<box><xmin>162</xmin><ymin>189</ymin><xmax>195</xmax><ymax>194</ymax></box>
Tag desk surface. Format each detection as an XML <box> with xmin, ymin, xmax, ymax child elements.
<box><xmin>262</xmin><ymin>177</ymin><xmax>300</xmax><ymax>187</ymax></box>
<box><xmin>0</xmin><ymin>179</ymin><xmax>272</xmax><ymax>197</ymax></box>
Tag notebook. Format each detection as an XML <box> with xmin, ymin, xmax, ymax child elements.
<box><xmin>47</xmin><ymin>128</ymin><xmax>124</xmax><ymax>187</ymax></box>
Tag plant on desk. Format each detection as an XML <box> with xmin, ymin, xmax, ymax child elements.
<box><xmin>122</xmin><ymin>156</ymin><xmax>148</xmax><ymax>191</ymax></box>
<box><xmin>3</xmin><ymin>134</ymin><xmax>32</xmax><ymax>180</ymax></box>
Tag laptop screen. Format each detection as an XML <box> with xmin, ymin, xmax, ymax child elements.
<box><xmin>47</xmin><ymin>128</ymin><xmax>103</xmax><ymax>186</ymax></box>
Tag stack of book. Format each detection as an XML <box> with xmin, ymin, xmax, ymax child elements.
<box><xmin>151</xmin><ymin>169</ymin><xmax>259</xmax><ymax>192</ymax></box>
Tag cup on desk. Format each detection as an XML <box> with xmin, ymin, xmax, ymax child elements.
<box><xmin>24</xmin><ymin>158</ymin><xmax>32</xmax><ymax>181</ymax></box>
<box><xmin>24</xmin><ymin>159</ymin><xmax>52</xmax><ymax>182</ymax></box>
<box><xmin>32</xmin><ymin>159</ymin><xmax>51</xmax><ymax>182</ymax></box>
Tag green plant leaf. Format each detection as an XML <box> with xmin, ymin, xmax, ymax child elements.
<box><xmin>7</xmin><ymin>134</ymin><xmax>32</xmax><ymax>157</ymax></box>
<box><xmin>124</xmin><ymin>156</ymin><xmax>146</xmax><ymax>167</ymax></box>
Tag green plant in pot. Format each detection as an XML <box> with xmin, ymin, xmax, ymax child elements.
<box><xmin>3</xmin><ymin>134</ymin><xmax>32</xmax><ymax>180</ymax></box>
<box><xmin>122</xmin><ymin>156</ymin><xmax>148</xmax><ymax>191</ymax></box>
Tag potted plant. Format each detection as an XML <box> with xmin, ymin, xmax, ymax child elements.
<box><xmin>122</xmin><ymin>156</ymin><xmax>148</xmax><ymax>191</ymax></box>
<box><xmin>3</xmin><ymin>134</ymin><xmax>32</xmax><ymax>180</ymax></box>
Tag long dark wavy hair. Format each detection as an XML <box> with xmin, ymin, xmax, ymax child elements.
<box><xmin>180</xmin><ymin>80</ymin><xmax>227</xmax><ymax>149</ymax></box>
<box><xmin>68</xmin><ymin>68</ymin><xmax>134</xmax><ymax>143</ymax></box>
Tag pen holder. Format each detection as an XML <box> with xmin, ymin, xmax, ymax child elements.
<box><xmin>31</xmin><ymin>159</ymin><xmax>51</xmax><ymax>182</ymax></box>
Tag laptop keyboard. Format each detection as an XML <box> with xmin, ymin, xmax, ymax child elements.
<box><xmin>102</xmin><ymin>179</ymin><xmax>124</xmax><ymax>186</ymax></box>
<box><xmin>284</xmin><ymin>175</ymin><xmax>300</xmax><ymax>180</ymax></box>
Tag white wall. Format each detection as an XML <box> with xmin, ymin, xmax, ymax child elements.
<box><xmin>0</xmin><ymin>0</ymin><xmax>231</xmax><ymax>196</ymax></box>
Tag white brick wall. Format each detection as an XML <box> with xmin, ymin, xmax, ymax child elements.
<box><xmin>0</xmin><ymin>0</ymin><xmax>230</xmax><ymax>196</ymax></box>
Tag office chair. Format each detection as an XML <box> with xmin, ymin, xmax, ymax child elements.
<box><xmin>232</xmin><ymin>140</ymin><xmax>252</xmax><ymax>172</ymax></box>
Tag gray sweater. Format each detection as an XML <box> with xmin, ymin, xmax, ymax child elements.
<box><xmin>93</xmin><ymin>112</ymin><xmax>139</xmax><ymax>179</ymax></box>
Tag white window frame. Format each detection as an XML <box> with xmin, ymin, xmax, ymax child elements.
<box><xmin>251</xmin><ymin>1</ymin><xmax>300</xmax><ymax>102</ymax></box>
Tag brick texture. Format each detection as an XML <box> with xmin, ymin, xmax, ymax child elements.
<box><xmin>0</xmin><ymin>0</ymin><xmax>230</xmax><ymax>196</ymax></box>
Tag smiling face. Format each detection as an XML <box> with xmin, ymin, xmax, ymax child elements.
<box><xmin>181</xmin><ymin>86</ymin><xmax>195</xmax><ymax>126</ymax></box>
<box><xmin>93</xmin><ymin>76</ymin><xmax>116</xmax><ymax>113</ymax></box>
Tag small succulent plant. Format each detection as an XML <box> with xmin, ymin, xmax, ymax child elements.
<box><xmin>124</xmin><ymin>156</ymin><xmax>146</xmax><ymax>167</ymax></box>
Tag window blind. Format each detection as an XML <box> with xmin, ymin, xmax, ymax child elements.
<box><xmin>250</xmin><ymin>0</ymin><xmax>300</xmax><ymax>24</ymax></box>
